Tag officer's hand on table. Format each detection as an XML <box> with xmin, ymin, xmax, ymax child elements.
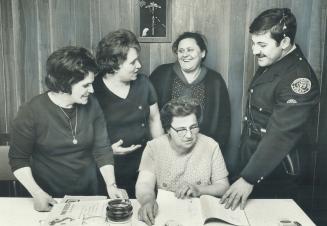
<box><xmin>138</xmin><ymin>200</ymin><xmax>158</xmax><ymax>226</ymax></box>
<box><xmin>220</xmin><ymin>177</ymin><xmax>253</xmax><ymax>210</ymax></box>
<box><xmin>175</xmin><ymin>183</ymin><xmax>200</xmax><ymax>199</ymax></box>
<box><xmin>33</xmin><ymin>190</ymin><xmax>57</xmax><ymax>212</ymax></box>
<box><xmin>112</xmin><ymin>139</ymin><xmax>142</xmax><ymax>155</ymax></box>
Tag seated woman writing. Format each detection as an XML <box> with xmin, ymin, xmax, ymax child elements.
<box><xmin>9</xmin><ymin>46</ymin><xmax>123</xmax><ymax>212</ymax></box>
<box><xmin>136</xmin><ymin>97</ymin><xmax>229</xmax><ymax>225</ymax></box>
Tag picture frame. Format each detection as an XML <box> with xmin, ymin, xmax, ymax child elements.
<box><xmin>134</xmin><ymin>0</ymin><xmax>172</xmax><ymax>43</ymax></box>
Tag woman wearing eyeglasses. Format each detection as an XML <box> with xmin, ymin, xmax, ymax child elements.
<box><xmin>136</xmin><ymin>97</ymin><xmax>229</xmax><ymax>226</ymax></box>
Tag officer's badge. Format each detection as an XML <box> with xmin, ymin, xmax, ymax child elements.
<box><xmin>286</xmin><ymin>99</ymin><xmax>297</xmax><ymax>104</ymax></box>
<box><xmin>291</xmin><ymin>78</ymin><xmax>311</xmax><ymax>94</ymax></box>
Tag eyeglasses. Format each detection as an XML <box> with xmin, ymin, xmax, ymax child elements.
<box><xmin>170</xmin><ymin>125</ymin><xmax>199</xmax><ymax>137</ymax></box>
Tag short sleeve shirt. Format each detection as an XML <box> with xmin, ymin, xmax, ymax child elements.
<box><xmin>94</xmin><ymin>74</ymin><xmax>157</xmax><ymax>147</ymax></box>
<box><xmin>139</xmin><ymin>134</ymin><xmax>229</xmax><ymax>192</ymax></box>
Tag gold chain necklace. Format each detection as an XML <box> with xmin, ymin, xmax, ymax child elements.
<box><xmin>59</xmin><ymin>106</ymin><xmax>78</xmax><ymax>144</ymax></box>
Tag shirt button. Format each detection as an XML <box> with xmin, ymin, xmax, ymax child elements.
<box><xmin>259</xmin><ymin>108</ymin><xmax>263</xmax><ymax>111</ymax></box>
<box><xmin>162</xmin><ymin>183</ymin><xmax>167</xmax><ymax>187</ymax></box>
<box><xmin>196</xmin><ymin>181</ymin><xmax>201</xmax><ymax>185</ymax></box>
<box><xmin>261</xmin><ymin>177</ymin><xmax>264</xmax><ymax>180</ymax></box>
<box><xmin>138</xmin><ymin>106</ymin><xmax>143</xmax><ymax>110</ymax></box>
<box><xmin>250</xmin><ymin>89</ymin><xmax>254</xmax><ymax>93</ymax></box>
<box><xmin>244</xmin><ymin>116</ymin><xmax>248</xmax><ymax>121</ymax></box>
<box><xmin>141</xmin><ymin>123</ymin><xmax>145</xmax><ymax>127</ymax></box>
<box><xmin>299</xmin><ymin>57</ymin><xmax>302</xmax><ymax>61</ymax></box>
<box><xmin>257</xmin><ymin>180</ymin><xmax>261</xmax><ymax>183</ymax></box>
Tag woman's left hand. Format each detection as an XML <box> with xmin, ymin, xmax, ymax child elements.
<box><xmin>112</xmin><ymin>139</ymin><xmax>142</xmax><ymax>155</ymax></box>
<box><xmin>106</xmin><ymin>185</ymin><xmax>128</xmax><ymax>199</ymax></box>
<box><xmin>175</xmin><ymin>183</ymin><xmax>200</xmax><ymax>199</ymax></box>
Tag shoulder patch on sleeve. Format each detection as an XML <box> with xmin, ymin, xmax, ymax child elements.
<box><xmin>291</xmin><ymin>78</ymin><xmax>311</xmax><ymax>94</ymax></box>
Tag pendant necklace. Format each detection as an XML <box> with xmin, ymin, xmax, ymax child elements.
<box><xmin>59</xmin><ymin>106</ymin><xmax>78</xmax><ymax>144</ymax></box>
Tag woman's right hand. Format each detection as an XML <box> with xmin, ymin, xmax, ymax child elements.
<box><xmin>175</xmin><ymin>183</ymin><xmax>201</xmax><ymax>199</ymax></box>
<box><xmin>33</xmin><ymin>190</ymin><xmax>57</xmax><ymax>212</ymax></box>
<box><xmin>112</xmin><ymin>139</ymin><xmax>142</xmax><ymax>155</ymax></box>
<box><xmin>106</xmin><ymin>185</ymin><xmax>129</xmax><ymax>199</ymax></box>
<box><xmin>138</xmin><ymin>200</ymin><xmax>158</xmax><ymax>226</ymax></box>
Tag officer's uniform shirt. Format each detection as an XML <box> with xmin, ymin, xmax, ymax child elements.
<box><xmin>240</xmin><ymin>45</ymin><xmax>320</xmax><ymax>185</ymax></box>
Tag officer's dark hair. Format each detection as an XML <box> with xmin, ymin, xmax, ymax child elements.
<box><xmin>96</xmin><ymin>29</ymin><xmax>141</xmax><ymax>77</ymax></box>
<box><xmin>160</xmin><ymin>97</ymin><xmax>203</xmax><ymax>133</ymax></box>
<box><xmin>45</xmin><ymin>46</ymin><xmax>98</xmax><ymax>94</ymax></box>
<box><xmin>250</xmin><ymin>8</ymin><xmax>297</xmax><ymax>45</ymax></box>
<box><xmin>172</xmin><ymin>32</ymin><xmax>207</xmax><ymax>61</ymax></box>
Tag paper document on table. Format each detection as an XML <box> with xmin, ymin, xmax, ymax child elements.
<box><xmin>61</xmin><ymin>195</ymin><xmax>107</xmax><ymax>203</ymax></box>
<box><xmin>200</xmin><ymin>195</ymin><xmax>249</xmax><ymax>226</ymax></box>
<box><xmin>154</xmin><ymin>189</ymin><xmax>249</xmax><ymax>226</ymax></box>
<box><xmin>46</xmin><ymin>199</ymin><xmax>108</xmax><ymax>226</ymax></box>
<box><xmin>154</xmin><ymin>189</ymin><xmax>203</xmax><ymax>226</ymax></box>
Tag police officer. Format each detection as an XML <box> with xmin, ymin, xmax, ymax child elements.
<box><xmin>221</xmin><ymin>8</ymin><xmax>320</xmax><ymax>210</ymax></box>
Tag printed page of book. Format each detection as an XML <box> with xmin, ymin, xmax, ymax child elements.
<box><xmin>200</xmin><ymin>195</ymin><xmax>249</xmax><ymax>226</ymax></box>
<box><xmin>154</xmin><ymin>189</ymin><xmax>203</xmax><ymax>226</ymax></box>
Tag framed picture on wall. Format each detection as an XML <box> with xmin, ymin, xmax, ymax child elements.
<box><xmin>134</xmin><ymin>0</ymin><xmax>172</xmax><ymax>43</ymax></box>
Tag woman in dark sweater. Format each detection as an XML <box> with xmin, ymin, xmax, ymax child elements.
<box><xmin>94</xmin><ymin>29</ymin><xmax>163</xmax><ymax>198</ymax></box>
<box><xmin>150</xmin><ymin>32</ymin><xmax>231</xmax><ymax>152</ymax></box>
<box><xmin>9</xmin><ymin>46</ymin><xmax>123</xmax><ymax>212</ymax></box>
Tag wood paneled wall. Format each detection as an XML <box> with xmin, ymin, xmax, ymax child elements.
<box><xmin>0</xmin><ymin>0</ymin><xmax>326</xmax><ymax>171</ymax></box>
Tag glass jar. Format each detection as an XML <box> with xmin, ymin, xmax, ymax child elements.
<box><xmin>106</xmin><ymin>199</ymin><xmax>133</xmax><ymax>225</ymax></box>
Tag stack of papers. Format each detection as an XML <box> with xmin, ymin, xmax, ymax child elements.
<box><xmin>45</xmin><ymin>196</ymin><xmax>108</xmax><ymax>226</ymax></box>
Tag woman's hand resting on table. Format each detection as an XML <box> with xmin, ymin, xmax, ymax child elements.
<box><xmin>107</xmin><ymin>185</ymin><xmax>129</xmax><ymax>199</ymax></box>
<box><xmin>138</xmin><ymin>200</ymin><xmax>159</xmax><ymax>226</ymax></box>
<box><xmin>175</xmin><ymin>183</ymin><xmax>201</xmax><ymax>199</ymax></box>
<box><xmin>33</xmin><ymin>190</ymin><xmax>57</xmax><ymax>212</ymax></box>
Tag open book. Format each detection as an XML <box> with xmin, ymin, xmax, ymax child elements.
<box><xmin>154</xmin><ymin>189</ymin><xmax>249</xmax><ymax>226</ymax></box>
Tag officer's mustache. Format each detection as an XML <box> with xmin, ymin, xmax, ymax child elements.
<box><xmin>256</xmin><ymin>54</ymin><xmax>266</xmax><ymax>58</ymax></box>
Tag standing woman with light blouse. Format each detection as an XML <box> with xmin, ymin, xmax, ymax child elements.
<box><xmin>94</xmin><ymin>29</ymin><xmax>164</xmax><ymax>198</ymax></box>
<box><xmin>9</xmin><ymin>46</ymin><xmax>123</xmax><ymax>212</ymax></box>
